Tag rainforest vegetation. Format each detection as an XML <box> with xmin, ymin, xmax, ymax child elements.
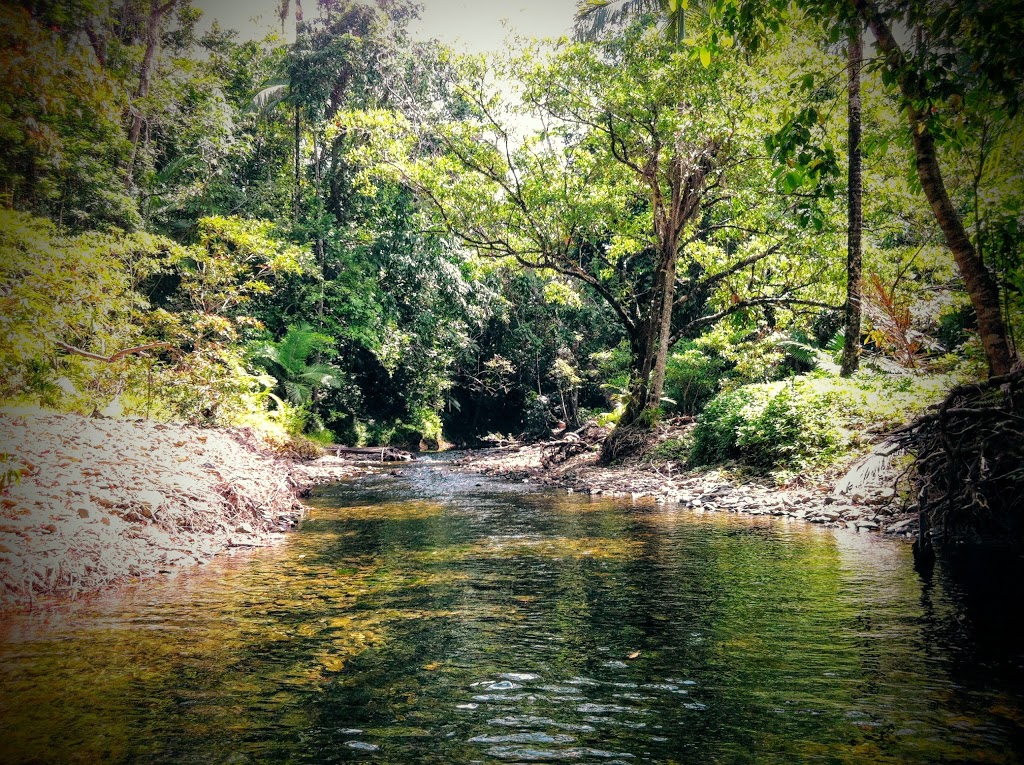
<box><xmin>1</xmin><ymin>0</ymin><xmax>1021</xmax><ymax>537</ymax></box>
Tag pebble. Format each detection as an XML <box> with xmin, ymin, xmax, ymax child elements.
<box><xmin>456</xmin><ymin>441</ymin><xmax>916</xmax><ymax>541</ymax></box>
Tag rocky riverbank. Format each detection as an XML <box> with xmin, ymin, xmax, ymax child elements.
<box><xmin>455</xmin><ymin>433</ymin><xmax>917</xmax><ymax>539</ymax></box>
<box><xmin>0</xmin><ymin>411</ymin><xmax>369</xmax><ymax>608</ymax></box>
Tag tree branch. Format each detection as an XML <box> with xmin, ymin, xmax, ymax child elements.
<box><xmin>54</xmin><ymin>341</ymin><xmax>172</xmax><ymax>363</ymax></box>
<box><xmin>671</xmin><ymin>297</ymin><xmax>841</xmax><ymax>344</ymax></box>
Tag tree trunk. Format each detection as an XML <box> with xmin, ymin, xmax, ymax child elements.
<box><xmin>619</xmin><ymin>262</ymin><xmax>676</xmax><ymax>429</ymax></box>
<box><xmin>841</xmin><ymin>24</ymin><xmax>863</xmax><ymax>377</ymax></box>
<box><xmin>647</xmin><ymin>250</ymin><xmax>677</xmax><ymax>409</ymax></box>
<box><xmin>851</xmin><ymin>0</ymin><xmax>1016</xmax><ymax>377</ymax></box>
<box><xmin>601</xmin><ymin>244</ymin><xmax>678</xmax><ymax>463</ymax></box>
<box><xmin>125</xmin><ymin>1</ymin><xmax>177</xmax><ymax>185</ymax></box>
<box><xmin>293</xmin><ymin>104</ymin><xmax>301</xmax><ymax>223</ymax></box>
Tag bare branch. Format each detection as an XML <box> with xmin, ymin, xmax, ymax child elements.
<box><xmin>55</xmin><ymin>341</ymin><xmax>171</xmax><ymax>364</ymax></box>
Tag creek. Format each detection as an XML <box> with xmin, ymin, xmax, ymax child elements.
<box><xmin>1</xmin><ymin>457</ymin><xmax>1022</xmax><ymax>764</ymax></box>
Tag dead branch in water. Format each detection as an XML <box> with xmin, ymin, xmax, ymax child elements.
<box><xmin>323</xmin><ymin>446</ymin><xmax>414</xmax><ymax>462</ymax></box>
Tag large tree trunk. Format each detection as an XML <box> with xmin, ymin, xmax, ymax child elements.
<box><xmin>601</xmin><ymin>241</ymin><xmax>679</xmax><ymax>463</ymax></box>
<box><xmin>851</xmin><ymin>0</ymin><xmax>1016</xmax><ymax>377</ymax></box>
<box><xmin>618</xmin><ymin>249</ymin><xmax>678</xmax><ymax>428</ymax></box>
<box><xmin>647</xmin><ymin>246</ymin><xmax>678</xmax><ymax>410</ymax></box>
<box><xmin>841</xmin><ymin>24</ymin><xmax>863</xmax><ymax>377</ymax></box>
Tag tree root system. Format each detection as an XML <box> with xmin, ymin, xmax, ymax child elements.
<box><xmin>895</xmin><ymin>366</ymin><xmax>1024</xmax><ymax>549</ymax></box>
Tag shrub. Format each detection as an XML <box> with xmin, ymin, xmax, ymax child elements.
<box><xmin>690</xmin><ymin>372</ymin><xmax>958</xmax><ymax>473</ymax></box>
<box><xmin>663</xmin><ymin>344</ymin><xmax>728</xmax><ymax>414</ymax></box>
<box><xmin>648</xmin><ymin>436</ymin><xmax>693</xmax><ymax>463</ymax></box>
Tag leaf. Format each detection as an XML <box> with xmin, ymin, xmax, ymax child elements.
<box><xmin>626</xmin><ymin>650</ymin><xmax>641</xmax><ymax>659</ymax></box>
<box><xmin>699</xmin><ymin>47</ymin><xmax>711</xmax><ymax>68</ymax></box>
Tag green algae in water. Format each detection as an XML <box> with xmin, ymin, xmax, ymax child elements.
<box><xmin>1</xmin><ymin>464</ymin><xmax>1022</xmax><ymax>764</ymax></box>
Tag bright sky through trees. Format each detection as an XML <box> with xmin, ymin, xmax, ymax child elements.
<box><xmin>194</xmin><ymin>0</ymin><xmax>580</xmax><ymax>51</ymax></box>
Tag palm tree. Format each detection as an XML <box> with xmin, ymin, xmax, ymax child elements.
<box><xmin>247</xmin><ymin>323</ymin><xmax>343</xmax><ymax>408</ymax></box>
<box><xmin>576</xmin><ymin>0</ymin><xmax>686</xmax><ymax>44</ymax></box>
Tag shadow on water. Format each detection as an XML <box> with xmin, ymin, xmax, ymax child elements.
<box><xmin>0</xmin><ymin>457</ymin><xmax>1022</xmax><ymax>764</ymax></box>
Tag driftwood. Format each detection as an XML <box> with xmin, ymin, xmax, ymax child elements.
<box><xmin>54</xmin><ymin>340</ymin><xmax>171</xmax><ymax>363</ymax></box>
<box><xmin>541</xmin><ymin>423</ymin><xmax>608</xmax><ymax>467</ymax></box>
<box><xmin>324</xmin><ymin>445</ymin><xmax>414</xmax><ymax>462</ymax></box>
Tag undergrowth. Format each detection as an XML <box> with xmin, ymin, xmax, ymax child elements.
<box><xmin>689</xmin><ymin>372</ymin><xmax>957</xmax><ymax>477</ymax></box>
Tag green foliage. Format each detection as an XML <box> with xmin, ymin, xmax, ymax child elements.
<box><xmin>247</xmin><ymin>323</ymin><xmax>343</xmax><ymax>408</ymax></box>
<box><xmin>175</xmin><ymin>216</ymin><xmax>310</xmax><ymax>323</ymax></box>
<box><xmin>648</xmin><ymin>436</ymin><xmax>693</xmax><ymax>463</ymax></box>
<box><xmin>663</xmin><ymin>344</ymin><xmax>729</xmax><ymax>415</ymax></box>
<box><xmin>0</xmin><ymin>6</ymin><xmax>137</xmax><ymax>230</ymax></box>
<box><xmin>147</xmin><ymin>345</ymin><xmax>271</xmax><ymax>427</ymax></box>
<box><xmin>0</xmin><ymin>209</ymin><xmax>143</xmax><ymax>407</ymax></box>
<box><xmin>690</xmin><ymin>373</ymin><xmax>955</xmax><ymax>473</ymax></box>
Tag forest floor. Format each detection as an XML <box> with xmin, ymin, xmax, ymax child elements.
<box><xmin>0</xmin><ymin>410</ymin><xmax>369</xmax><ymax>609</ymax></box>
<box><xmin>455</xmin><ymin>422</ymin><xmax>918</xmax><ymax>540</ymax></box>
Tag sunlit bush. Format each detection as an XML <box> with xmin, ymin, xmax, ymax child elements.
<box><xmin>690</xmin><ymin>372</ymin><xmax>957</xmax><ymax>473</ymax></box>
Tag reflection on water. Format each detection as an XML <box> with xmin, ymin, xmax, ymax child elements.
<box><xmin>1</xmin><ymin>459</ymin><xmax>1022</xmax><ymax>764</ymax></box>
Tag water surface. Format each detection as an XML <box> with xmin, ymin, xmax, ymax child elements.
<box><xmin>1</xmin><ymin>460</ymin><xmax>1022</xmax><ymax>763</ymax></box>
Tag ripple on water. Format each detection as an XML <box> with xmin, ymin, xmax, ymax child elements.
<box><xmin>472</xmin><ymin>693</ymin><xmax>530</xmax><ymax>702</ymax></box>
<box><xmin>343</xmin><ymin>741</ymin><xmax>379</xmax><ymax>751</ymax></box>
<box><xmin>501</xmin><ymin>672</ymin><xmax>542</xmax><ymax>682</ymax></box>
<box><xmin>487</xmin><ymin>715</ymin><xmax>597</xmax><ymax>733</ymax></box>
<box><xmin>485</xmin><ymin>745</ymin><xmax>635</xmax><ymax>761</ymax></box>
<box><xmin>575</xmin><ymin>702</ymin><xmax>640</xmax><ymax>715</ymax></box>
<box><xmin>468</xmin><ymin>732</ymin><xmax>577</xmax><ymax>744</ymax></box>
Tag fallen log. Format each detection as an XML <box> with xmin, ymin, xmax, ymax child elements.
<box><xmin>324</xmin><ymin>445</ymin><xmax>414</xmax><ymax>462</ymax></box>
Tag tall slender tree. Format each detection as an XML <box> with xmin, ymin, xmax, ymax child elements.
<box><xmin>840</xmin><ymin>22</ymin><xmax>863</xmax><ymax>377</ymax></box>
<box><xmin>125</xmin><ymin>0</ymin><xmax>184</xmax><ymax>185</ymax></box>
<box><xmin>849</xmin><ymin>0</ymin><xmax>1016</xmax><ymax>377</ymax></box>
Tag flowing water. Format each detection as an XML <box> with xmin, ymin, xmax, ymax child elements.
<box><xmin>1</xmin><ymin>459</ymin><xmax>1022</xmax><ymax>764</ymax></box>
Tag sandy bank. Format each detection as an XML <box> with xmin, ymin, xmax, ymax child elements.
<box><xmin>0</xmin><ymin>412</ymin><xmax>366</xmax><ymax>608</ymax></box>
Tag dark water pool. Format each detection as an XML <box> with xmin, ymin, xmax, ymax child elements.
<box><xmin>1</xmin><ymin>460</ymin><xmax>1022</xmax><ymax>764</ymax></box>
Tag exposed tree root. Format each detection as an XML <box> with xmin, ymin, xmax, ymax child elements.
<box><xmin>599</xmin><ymin>423</ymin><xmax>657</xmax><ymax>465</ymax></box>
<box><xmin>893</xmin><ymin>366</ymin><xmax>1024</xmax><ymax>549</ymax></box>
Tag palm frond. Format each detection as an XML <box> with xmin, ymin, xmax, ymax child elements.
<box><xmin>276</xmin><ymin>323</ymin><xmax>332</xmax><ymax>375</ymax></box>
<box><xmin>282</xmin><ymin>379</ymin><xmax>310</xmax><ymax>407</ymax></box>
<box><xmin>297</xmin><ymin>364</ymin><xmax>343</xmax><ymax>389</ymax></box>
<box><xmin>246</xmin><ymin>341</ymin><xmax>283</xmax><ymax>371</ymax></box>
<box><xmin>574</xmin><ymin>0</ymin><xmax>666</xmax><ymax>41</ymax></box>
<box><xmin>154</xmin><ymin>154</ymin><xmax>200</xmax><ymax>185</ymax></box>
<box><xmin>252</xmin><ymin>81</ymin><xmax>290</xmax><ymax>113</ymax></box>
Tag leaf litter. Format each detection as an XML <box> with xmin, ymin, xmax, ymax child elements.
<box><xmin>0</xmin><ymin>411</ymin><xmax>365</xmax><ymax>608</ymax></box>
